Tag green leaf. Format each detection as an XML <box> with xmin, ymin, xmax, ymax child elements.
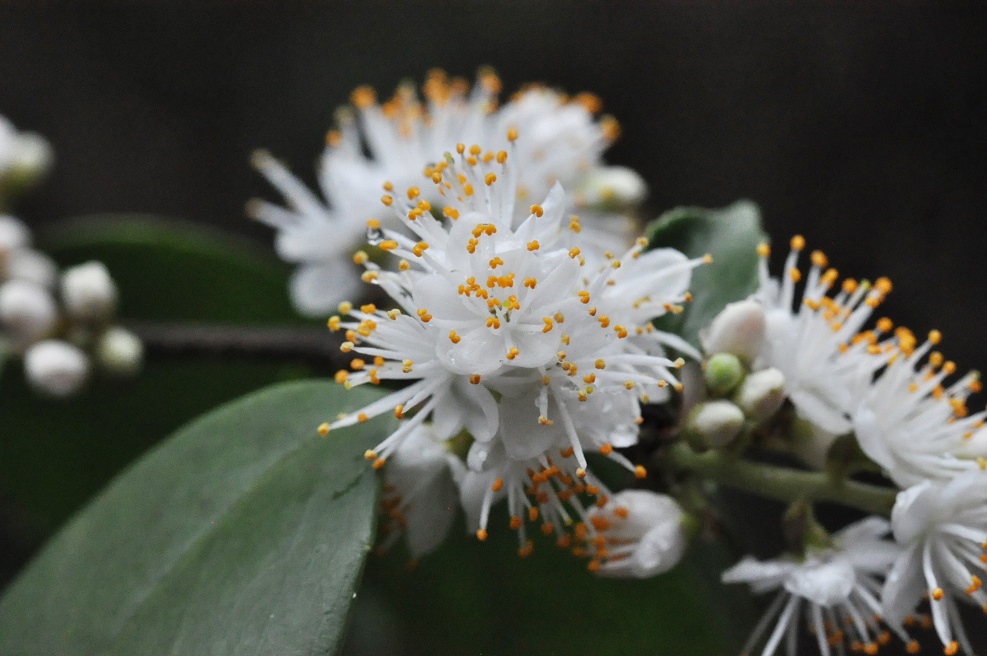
<box><xmin>349</xmin><ymin>515</ymin><xmax>753</xmax><ymax>656</ymax></box>
<box><xmin>647</xmin><ymin>200</ymin><xmax>767</xmax><ymax>349</ymax></box>
<box><xmin>41</xmin><ymin>214</ymin><xmax>302</xmax><ymax>323</ymax></box>
<box><xmin>0</xmin><ymin>216</ymin><xmax>308</xmax><ymax>537</ymax></box>
<box><xmin>0</xmin><ymin>379</ymin><xmax>386</xmax><ymax>656</ymax></box>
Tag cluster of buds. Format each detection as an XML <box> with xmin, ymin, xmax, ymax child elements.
<box><xmin>683</xmin><ymin>300</ymin><xmax>786</xmax><ymax>450</ymax></box>
<box><xmin>0</xmin><ymin>215</ymin><xmax>142</xmax><ymax>397</ymax></box>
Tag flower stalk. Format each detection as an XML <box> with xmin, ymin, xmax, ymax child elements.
<box><xmin>663</xmin><ymin>442</ymin><xmax>897</xmax><ymax>517</ymax></box>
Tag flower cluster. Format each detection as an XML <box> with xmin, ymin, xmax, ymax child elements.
<box><xmin>0</xmin><ymin>217</ymin><xmax>142</xmax><ymax>397</ymax></box>
<box><xmin>319</xmin><ymin>130</ymin><xmax>700</xmax><ymax>570</ymax></box>
<box><xmin>698</xmin><ymin>237</ymin><xmax>987</xmax><ymax>655</ymax></box>
<box><xmin>250</xmin><ymin>70</ymin><xmax>644</xmax><ymax>317</ymax></box>
<box><xmin>250</xmin><ymin>71</ymin><xmax>987</xmax><ymax>654</ymax></box>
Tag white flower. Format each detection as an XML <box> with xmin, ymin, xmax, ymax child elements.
<box><xmin>324</xmin><ymin>146</ymin><xmax>696</xmax><ymax>514</ymax></box>
<box><xmin>23</xmin><ymin>339</ymin><xmax>90</xmax><ymax>397</ymax></box>
<box><xmin>378</xmin><ymin>423</ymin><xmax>465</xmax><ymax>561</ymax></box>
<box><xmin>0</xmin><ymin>279</ymin><xmax>57</xmax><ymax>343</ymax></box>
<box><xmin>576</xmin><ymin>165</ymin><xmax>647</xmax><ymax>209</ymax></box>
<box><xmin>684</xmin><ymin>399</ymin><xmax>745</xmax><ymax>448</ymax></box>
<box><xmin>853</xmin><ymin>328</ymin><xmax>986</xmax><ymax>487</ymax></box>
<box><xmin>724</xmin><ymin>516</ymin><xmax>909</xmax><ymax>656</ymax></box>
<box><xmin>753</xmin><ymin>236</ymin><xmax>889</xmax><ymax>435</ymax></box>
<box><xmin>585</xmin><ymin>489</ymin><xmax>688</xmax><ymax>578</ymax></box>
<box><xmin>60</xmin><ymin>261</ymin><xmax>118</xmax><ymax>321</ymax></box>
<box><xmin>4</xmin><ymin>248</ymin><xmax>58</xmax><ymax>289</ymax></box>
<box><xmin>251</xmin><ymin>70</ymin><xmax>636</xmax><ymax>316</ymax></box>
<box><xmin>883</xmin><ymin>473</ymin><xmax>987</xmax><ymax>655</ymax></box>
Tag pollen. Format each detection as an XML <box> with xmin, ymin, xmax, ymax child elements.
<box><xmin>484</xmin><ymin>172</ymin><xmax>497</xmax><ymax>186</ymax></box>
<box><xmin>932</xmin><ymin>587</ymin><xmax>944</xmax><ymax>601</ymax></box>
<box><xmin>317</xmin><ymin>422</ymin><xmax>330</xmax><ymax>436</ymax></box>
<box><xmin>412</xmin><ymin>241</ymin><xmax>429</xmax><ymax>257</ymax></box>
<box><xmin>334</xmin><ymin>370</ymin><xmax>348</xmax><ymax>384</ymax></box>
<box><xmin>634</xmin><ymin>465</ymin><xmax>647</xmax><ymax>479</ymax></box>
<box><xmin>352</xmin><ymin>250</ymin><xmax>369</xmax><ymax>265</ymax></box>
<box><xmin>527</xmin><ymin>240</ymin><xmax>540</xmax><ymax>251</ymax></box>
<box><xmin>449</xmin><ymin>330</ymin><xmax>461</xmax><ymax>344</ymax></box>
<box><xmin>790</xmin><ymin>235</ymin><xmax>806</xmax><ymax>251</ymax></box>
<box><xmin>476</xmin><ymin>529</ymin><xmax>488</xmax><ymax>541</ymax></box>
<box><xmin>507</xmin><ymin>128</ymin><xmax>518</xmax><ymax>142</ymax></box>
<box><xmin>469</xmin><ymin>374</ymin><xmax>481</xmax><ymax>385</ymax></box>
<box><xmin>530</xmin><ymin>204</ymin><xmax>544</xmax><ymax>217</ymax></box>
<box><xmin>506</xmin><ymin>347</ymin><xmax>520</xmax><ymax>360</ymax></box>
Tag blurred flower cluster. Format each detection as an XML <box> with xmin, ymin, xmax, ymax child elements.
<box><xmin>0</xmin><ymin>116</ymin><xmax>142</xmax><ymax>397</ymax></box>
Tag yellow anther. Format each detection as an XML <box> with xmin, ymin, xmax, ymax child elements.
<box><xmin>351</xmin><ymin>86</ymin><xmax>376</xmax><ymax>108</ymax></box>
<box><xmin>492</xmin><ymin>477</ymin><xmax>503</xmax><ymax>492</ymax></box>
<box><xmin>387</xmin><ymin>309</ymin><xmax>401</xmax><ymax>320</ymax></box>
<box><xmin>407</xmin><ymin>186</ymin><xmax>420</xmax><ymax>200</ymax></box>
<box><xmin>379</xmin><ymin>240</ymin><xmax>398</xmax><ymax>251</ymax></box>
<box><xmin>506</xmin><ymin>347</ymin><xmax>520</xmax><ymax>360</ymax></box>
<box><xmin>929</xmin><ymin>329</ymin><xmax>942</xmax><ymax>345</ymax></box>
<box><xmin>932</xmin><ymin>587</ymin><xmax>944</xmax><ymax>601</ymax></box>
<box><xmin>352</xmin><ymin>250</ymin><xmax>369</xmax><ymax>265</ymax></box>
<box><xmin>443</xmin><ymin>206</ymin><xmax>460</xmax><ymax>219</ymax></box>
<box><xmin>475</xmin><ymin>528</ymin><xmax>488</xmax><ymax>541</ymax></box>
<box><xmin>811</xmin><ymin>250</ymin><xmax>828</xmax><ymax>268</ymax></box>
<box><xmin>449</xmin><ymin>330</ymin><xmax>461</xmax><ymax>344</ymax></box>
<box><xmin>327</xmin><ymin>316</ymin><xmax>342</xmax><ymax>331</ymax></box>
<box><xmin>489</xmin><ymin>256</ymin><xmax>504</xmax><ymax>268</ymax></box>
<box><xmin>527</xmin><ymin>240</ymin><xmax>540</xmax><ymax>251</ymax></box>
<box><xmin>412</xmin><ymin>242</ymin><xmax>429</xmax><ymax>257</ymax></box>
<box><xmin>568</xmin><ymin>247</ymin><xmax>581</xmax><ymax>259</ymax></box>
<box><xmin>789</xmin><ymin>268</ymin><xmax>802</xmax><ymax>283</ymax></box>
<box><xmin>595</xmin><ymin>359</ymin><xmax>606</xmax><ymax>369</ymax></box>
<box><xmin>360</xmin><ymin>303</ymin><xmax>377</xmax><ymax>314</ymax></box>
<box><xmin>542</xmin><ymin>317</ymin><xmax>553</xmax><ymax>333</ymax></box>
<box><xmin>538</xmin><ymin>415</ymin><xmax>553</xmax><ymax>426</ymax></box>
<box><xmin>394</xmin><ymin>405</ymin><xmax>405</xmax><ymax>419</ymax></box>
<box><xmin>530</xmin><ymin>204</ymin><xmax>544</xmax><ymax>217</ymax></box>
<box><xmin>790</xmin><ymin>235</ymin><xmax>806</xmax><ymax>251</ymax></box>
<box><xmin>357</xmin><ymin>412</ymin><xmax>369</xmax><ymax>423</ymax></box>
<box><xmin>318</xmin><ymin>422</ymin><xmax>330</xmax><ymax>436</ymax></box>
<box><xmin>380</xmin><ymin>195</ymin><xmax>393</xmax><ymax>206</ymax></box>
<box><xmin>703</xmin><ymin>253</ymin><xmax>714</xmax><ymax>264</ymax></box>
<box><xmin>634</xmin><ymin>465</ymin><xmax>647</xmax><ymax>479</ymax></box>
<box><xmin>334</xmin><ymin>370</ymin><xmax>348</xmax><ymax>385</ymax></box>
<box><xmin>507</xmin><ymin>128</ymin><xmax>518</xmax><ymax>142</ymax></box>
<box><xmin>484</xmin><ymin>172</ymin><xmax>497</xmax><ymax>186</ymax></box>
<box><xmin>599</xmin><ymin>443</ymin><xmax>613</xmax><ymax>455</ymax></box>
<box><xmin>340</xmin><ymin>341</ymin><xmax>355</xmax><ymax>353</ymax></box>
<box><xmin>469</xmin><ymin>374</ymin><xmax>481</xmax><ymax>385</ymax></box>
<box><xmin>364</xmin><ymin>449</ymin><xmax>378</xmax><ymax>461</ymax></box>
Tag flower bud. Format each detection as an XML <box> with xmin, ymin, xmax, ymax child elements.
<box><xmin>95</xmin><ymin>327</ymin><xmax>144</xmax><ymax>377</ymax></box>
<box><xmin>588</xmin><ymin>490</ymin><xmax>688</xmax><ymax>578</ymax></box>
<box><xmin>734</xmin><ymin>367</ymin><xmax>786</xmax><ymax>422</ymax></box>
<box><xmin>0</xmin><ymin>215</ymin><xmax>31</xmax><ymax>252</ymax></box>
<box><xmin>684</xmin><ymin>400</ymin><xmax>745</xmax><ymax>449</ymax></box>
<box><xmin>5</xmin><ymin>248</ymin><xmax>58</xmax><ymax>289</ymax></box>
<box><xmin>6</xmin><ymin>132</ymin><xmax>54</xmax><ymax>187</ymax></box>
<box><xmin>700</xmin><ymin>299</ymin><xmax>766</xmax><ymax>362</ymax></box>
<box><xmin>578</xmin><ymin>165</ymin><xmax>647</xmax><ymax>208</ymax></box>
<box><xmin>704</xmin><ymin>352</ymin><xmax>744</xmax><ymax>396</ymax></box>
<box><xmin>24</xmin><ymin>339</ymin><xmax>90</xmax><ymax>397</ymax></box>
<box><xmin>0</xmin><ymin>279</ymin><xmax>57</xmax><ymax>342</ymax></box>
<box><xmin>61</xmin><ymin>261</ymin><xmax>117</xmax><ymax>321</ymax></box>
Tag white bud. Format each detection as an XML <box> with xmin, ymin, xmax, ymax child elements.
<box><xmin>735</xmin><ymin>367</ymin><xmax>786</xmax><ymax>422</ymax></box>
<box><xmin>578</xmin><ymin>165</ymin><xmax>647</xmax><ymax>207</ymax></box>
<box><xmin>588</xmin><ymin>490</ymin><xmax>688</xmax><ymax>578</ymax></box>
<box><xmin>5</xmin><ymin>248</ymin><xmax>58</xmax><ymax>288</ymax></box>
<box><xmin>8</xmin><ymin>132</ymin><xmax>54</xmax><ymax>183</ymax></box>
<box><xmin>0</xmin><ymin>215</ymin><xmax>31</xmax><ymax>252</ymax></box>
<box><xmin>24</xmin><ymin>339</ymin><xmax>89</xmax><ymax>397</ymax></box>
<box><xmin>61</xmin><ymin>261</ymin><xmax>117</xmax><ymax>321</ymax></box>
<box><xmin>95</xmin><ymin>327</ymin><xmax>144</xmax><ymax>377</ymax></box>
<box><xmin>686</xmin><ymin>399</ymin><xmax>745</xmax><ymax>448</ymax></box>
<box><xmin>700</xmin><ymin>299</ymin><xmax>766</xmax><ymax>362</ymax></box>
<box><xmin>0</xmin><ymin>279</ymin><xmax>57</xmax><ymax>342</ymax></box>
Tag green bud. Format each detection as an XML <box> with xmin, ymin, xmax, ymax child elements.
<box><xmin>704</xmin><ymin>352</ymin><xmax>744</xmax><ymax>396</ymax></box>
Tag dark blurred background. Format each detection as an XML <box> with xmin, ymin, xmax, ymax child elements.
<box><xmin>1</xmin><ymin>3</ymin><xmax>986</xmax><ymax>652</ymax></box>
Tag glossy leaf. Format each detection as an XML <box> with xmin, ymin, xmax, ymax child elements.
<box><xmin>0</xmin><ymin>380</ymin><xmax>385</xmax><ymax>656</ymax></box>
<box><xmin>647</xmin><ymin>200</ymin><xmax>767</xmax><ymax>349</ymax></box>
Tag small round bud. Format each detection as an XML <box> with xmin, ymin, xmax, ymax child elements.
<box><xmin>95</xmin><ymin>327</ymin><xmax>144</xmax><ymax>377</ymax></box>
<box><xmin>5</xmin><ymin>248</ymin><xmax>58</xmax><ymax>289</ymax></box>
<box><xmin>700</xmin><ymin>300</ymin><xmax>766</xmax><ymax>363</ymax></box>
<box><xmin>704</xmin><ymin>352</ymin><xmax>744</xmax><ymax>396</ymax></box>
<box><xmin>0</xmin><ymin>215</ymin><xmax>31</xmax><ymax>252</ymax></box>
<box><xmin>734</xmin><ymin>367</ymin><xmax>786</xmax><ymax>423</ymax></box>
<box><xmin>578</xmin><ymin>166</ymin><xmax>647</xmax><ymax>208</ymax></box>
<box><xmin>7</xmin><ymin>132</ymin><xmax>54</xmax><ymax>186</ymax></box>
<box><xmin>24</xmin><ymin>339</ymin><xmax>90</xmax><ymax>397</ymax></box>
<box><xmin>0</xmin><ymin>279</ymin><xmax>57</xmax><ymax>342</ymax></box>
<box><xmin>61</xmin><ymin>261</ymin><xmax>117</xmax><ymax>321</ymax></box>
<box><xmin>685</xmin><ymin>400</ymin><xmax>745</xmax><ymax>449</ymax></box>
